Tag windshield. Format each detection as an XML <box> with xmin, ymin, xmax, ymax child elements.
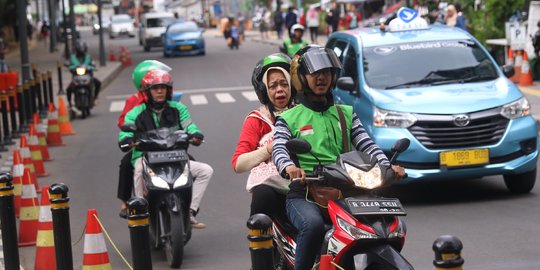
<box><xmin>363</xmin><ymin>40</ymin><xmax>499</xmax><ymax>89</ymax></box>
<box><xmin>168</xmin><ymin>22</ymin><xmax>199</xmax><ymax>34</ymax></box>
<box><xmin>112</xmin><ymin>17</ymin><xmax>132</xmax><ymax>23</ymax></box>
<box><xmin>147</xmin><ymin>17</ymin><xmax>176</xmax><ymax>28</ymax></box>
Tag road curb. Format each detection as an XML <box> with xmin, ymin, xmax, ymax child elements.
<box><xmin>99</xmin><ymin>62</ymin><xmax>124</xmax><ymax>90</ymax></box>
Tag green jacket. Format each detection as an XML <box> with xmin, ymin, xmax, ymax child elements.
<box><xmin>118</xmin><ymin>101</ymin><xmax>201</xmax><ymax>164</ymax></box>
<box><xmin>283</xmin><ymin>38</ymin><xmax>309</xmax><ymax>57</ymax></box>
<box><xmin>69</xmin><ymin>54</ymin><xmax>94</xmax><ymax>70</ymax></box>
<box><xmin>278</xmin><ymin>104</ymin><xmax>353</xmax><ymax>172</ymax></box>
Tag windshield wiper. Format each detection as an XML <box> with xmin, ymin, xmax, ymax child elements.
<box><xmin>385</xmin><ymin>78</ymin><xmax>444</xmax><ymax>89</ymax></box>
<box><xmin>429</xmin><ymin>74</ymin><xmax>499</xmax><ymax>85</ymax></box>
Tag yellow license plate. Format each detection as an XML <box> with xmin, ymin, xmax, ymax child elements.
<box><xmin>179</xmin><ymin>45</ymin><xmax>192</xmax><ymax>50</ymax></box>
<box><xmin>440</xmin><ymin>149</ymin><xmax>489</xmax><ymax>168</ymax></box>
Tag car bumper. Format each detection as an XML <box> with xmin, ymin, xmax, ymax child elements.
<box><xmin>164</xmin><ymin>40</ymin><xmax>205</xmax><ymax>55</ymax></box>
<box><xmin>145</xmin><ymin>37</ymin><xmax>163</xmax><ymax>47</ymax></box>
<box><xmin>373</xmin><ymin>115</ymin><xmax>538</xmax><ymax>182</ymax></box>
<box><xmin>111</xmin><ymin>29</ymin><xmax>135</xmax><ymax>36</ymax></box>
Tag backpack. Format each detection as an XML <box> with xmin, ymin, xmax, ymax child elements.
<box><xmin>533</xmin><ymin>31</ymin><xmax>540</xmax><ymax>50</ymax></box>
<box><xmin>274</xmin><ymin>12</ymin><xmax>283</xmax><ymax>25</ymax></box>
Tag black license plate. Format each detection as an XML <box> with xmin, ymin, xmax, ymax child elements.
<box><xmin>147</xmin><ymin>150</ymin><xmax>188</xmax><ymax>163</ymax></box>
<box><xmin>346</xmin><ymin>198</ymin><xmax>406</xmax><ymax>216</ymax></box>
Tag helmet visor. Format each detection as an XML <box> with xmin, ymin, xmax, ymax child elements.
<box><xmin>300</xmin><ymin>47</ymin><xmax>342</xmax><ymax>75</ymax></box>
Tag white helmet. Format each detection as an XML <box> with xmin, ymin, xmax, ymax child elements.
<box><xmin>291</xmin><ymin>23</ymin><xmax>305</xmax><ymax>33</ymax></box>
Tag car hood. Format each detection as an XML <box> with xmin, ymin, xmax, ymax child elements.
<box><xmin>167</xmin><ymin>32</ymin><xmax>201</xmax><ymax>40</ymax></box>
<box><xmin>368</xmin><ymin>77</ymin><xmax>523</xmax><ymax>114</ymax></box>
<box><xmin>145</xmin><ymin>27</ymin><xmax>167</xmax><ymax>37</ymax></box>
<box><xmin>111</xmin><ymin>23</ymin><xmax>133</xmax><ymax>29</ymax></box>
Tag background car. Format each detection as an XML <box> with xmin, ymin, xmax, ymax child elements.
<box><xmin>162</xmin><ymin>21</ymin><xmax>205</xmax><ymax>57</ymax></box>
<box><xmin>109</xmin><ymin>14</ymin><xmax>135</xmax><ymax>39</ymax></box>
<box><xmin>93</xmin><ymin>17</ymin><xmax>111</xmax><ymax>35</ymax></box>
<box><xmin>138</xmin><ymin>12</ymin><xmax>176</xmax><ymax>52</ymax></box>
<box><xmin>327</xmin><ymin>7</ymin><xmax>538</xmax><ymax>194</ymax></box>
<box><xmin>57</xmin><ymin>20</ymin><xmax>80</xmax><ymax>42</ymax></box>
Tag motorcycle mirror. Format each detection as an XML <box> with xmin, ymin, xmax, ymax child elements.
<box><xmin>120</xmin><ymin>124</ymin><xmax>138</xmax><ymax>133</ymax></box>
<box><xmin>389</xmin><ymin>138</ymin><xmax>410</xmax><ymax>164</ymax></box>
<box><xmin>285</xmin><ymin>139</ymin><xmax>311</xmax><ymax>154</ymax></box>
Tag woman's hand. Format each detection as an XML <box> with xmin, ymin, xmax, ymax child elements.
<box><xmin>285</xmin><ymin>165</ymin><xmax>306</xmax><ymax>184</ymax></box>
<box><xmin>391</xmin><ymin>165</ymin><xmax>406</xmax><ymax>180</ymax></box>
<box><xmin>265</xmin><ymin>143</ymin><xmax>272</xmax><ymax>155</ymax></box>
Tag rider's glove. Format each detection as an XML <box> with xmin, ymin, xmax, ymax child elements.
<box><xmin>119</xmin><ymin>137</ymin><xmax>134</xmax><ymax>152</ymax></box>
<box><xmin>190</xmin><ymin>132</ymin><xmax>204</xmax><ymax>146</ymax></box>
<box><xmin>192</xmin><ymin>133</ymin><xmax>204</xmax><ymax>140</ymax></box>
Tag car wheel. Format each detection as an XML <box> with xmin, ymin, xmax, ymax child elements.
<box><xmin>109</xmin><ymin>35</ymin><xmax>115</xmax><ymax>39</ymax></box>
<box><xmin>163</xmin><ymin>51</ymin><xmax>171</xmax><ymax>58</ymax></box>
<box><xmin>199</xmin><ymin>50</ymin><xmax>205</xmax><ymax>56</ymax></box>
<box><xmin>503</xmin><ymin>168</ymin><xmax>536</xmax><ymax>194</ymax></box>
<box><xmin>144</xmin><ymin>45</ymin><xmax>151</xmax><ymax>52</ymax></box>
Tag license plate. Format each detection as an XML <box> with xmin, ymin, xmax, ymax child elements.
<box><xmin>179</xmin><ymin>45</ymin><xmax>192</xmax><ymax>51</ymax></box>
<box><xmin>346</xmin><ymin>198</ymin><xmax>406</xmax><ymax>216</ymax></box>
<box><xmin>440</xmin><ymin>148</ymin><xmax>489</xmax><ymax>168</ymax></box>
<box><xmin>147</xmin><ymin>150</ymin><xmax>188</xmax><ymax>164</ymax></box>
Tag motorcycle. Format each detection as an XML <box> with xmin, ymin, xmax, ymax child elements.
<box><xmin>121</xmin><ymin>125</ymin><xmax>194</xmax><ymax>268</ymax></box>
<box><xmin>272</xmin><ymin>138</ymin><xmax>413</xmax><ymax>270</ymax></box>
<box><xmin>68</xmin><ymin>64</ymin><xmax>95</xmax><ymax>119</ymax></box>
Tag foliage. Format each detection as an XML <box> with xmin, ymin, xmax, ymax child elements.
<box><xmin>459</xmin><ymin>0</ymin><xmax>527</xmax><ymax>45</ymax></box>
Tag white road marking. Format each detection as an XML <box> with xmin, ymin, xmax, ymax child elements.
<box><xmin>109</xmin><ymin>100</ymin><xmax>126</xmax><ymax>112</ymax></box>
<box><xmin>242</xmin><ymin>91</ymin><xmax>258</xmax><ymax>101</ymax></box>
<box><xmin>215</xmin><ymin>93</ymin><xmax>235</xmax><ymax>103</ymax></box>
<box><xmin>190</xmin><ymin>95</ymin><xmax>208</xmax><ymax>105</ymax></box>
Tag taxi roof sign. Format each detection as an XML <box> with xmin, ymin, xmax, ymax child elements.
<box><xmin>388</xmin><ymin>7</ymin><xmax>429</xmax><ymax>32</ymax></box>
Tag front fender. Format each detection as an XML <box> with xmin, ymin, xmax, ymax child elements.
<box><xmin>353</xmin><ymin>244</ymin><xmax>414</xmax><ymax>270</ymax></box>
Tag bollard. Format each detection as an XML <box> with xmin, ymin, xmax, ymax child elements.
<box><xmin>0</xmin><ymin>89</ymin><xmax>14</xmax><ymax>145</ymax></box>
<box><xmin>127</xmin><ymin>197</ymin><xmax>153</xmax><ymax>270</ymax></box>
<box><xmin>31</xmin><ymin>64</ymin><xmax>38</xmax><ymax>80</ymax></box>
<box><xmin>40</xmin><ymin>73</ymin><xmax>48</xmax><ymax>118</ymax></box>
<box><xmin>433</xmin><ymin>235</ymin><xmax>464</xmax><ymax>270</ymax></box>
<box><xmin>0</xmin><ymin>173</ymin><xmax>21</xmax><ymax>270</ymax></box>
<box><xmin>35</xmin><ymin>74</ymin><xmax>44</xmax><ymax>117</ymax></box>
<box><xmin>57</xmin><ymin>62</ymin><xmax>65</xmax><ymax>95</ymax></box>
<box><xmin>47</xmin><ymin>71</ymin><xmax>55</xmax><ymax>107</ymax></box>
<box><xmin>247</xmin><ymin>214</ymin><xmax>274</xmax><ymax>270</ymax></box>
<box><xmin>49</xmin><ymin>183</ymin><xmax>74</xmax><ymax>270</ymax></box>
<box><xmin>17</xmin><ymin>84</ymin><xmax>28</xmax><ymax>133</ymax></box>
<box><xmin>8</xmin><ymin>87</ymin><xmax>18</xmax><ymax>138</ymax></box>
<box><xmin>28</xmin><ymin>80</ymin><xmax>36</xmax><ymax>123</ymax></box>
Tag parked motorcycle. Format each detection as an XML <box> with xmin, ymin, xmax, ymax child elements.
<box><xmin>271</xmin><ymin>138</ymin><xmax>413</xmax><ymax>270</ymax></box>
<box><xmin>121</xmin><ymin>125</ymin><xmax>194</xmax><ymax>268</ymax></box>
<box><xmin>68</xmin><ymin>64</ymin><xmax>95</xmax><ymax>119</ymax></box>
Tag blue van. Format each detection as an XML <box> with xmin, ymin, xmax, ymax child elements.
<box><xmin>327</xmin><ymin>8</ymin><xmax>538</xmax><ymax>193</ymax></box>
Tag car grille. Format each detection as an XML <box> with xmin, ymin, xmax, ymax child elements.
<box><xmin>408</xmin><ymin>109</ymin><xmax>509</xmax><ymax>150</ymax></box>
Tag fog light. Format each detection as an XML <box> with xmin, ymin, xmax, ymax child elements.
<box><xmin>520</xmin><ymin>138</ymin><xmax>537</xmax><ymax>154</ymax></box>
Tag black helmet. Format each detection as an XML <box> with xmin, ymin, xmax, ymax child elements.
<box><xmin>291</xmin><ymin>45</ymin><xmax>341</xmax><ymax>96</ymax></box>
<box><xmin>75</xmin><ymin>41</ymin><xmax>87</xmax><ymax>55</ymax></box>
<box><xmin>251</xmin><ymin>53</ymin><xmax>293</xmax><ymax>105</ymax></box>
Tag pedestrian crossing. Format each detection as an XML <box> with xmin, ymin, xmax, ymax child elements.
<box><xmin>109</xmin><ymin>91</ymin><xmax>259</xmax><ymax>112</ymax></box>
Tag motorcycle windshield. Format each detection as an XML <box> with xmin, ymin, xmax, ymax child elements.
<box><xmin>136</xmin><ymin>128</ymin><xmax>190</xmax><ymax>151</ymax></box>
<box><xmin>352</xmin><ymin>244</ymin><xmax>414</xmax><ymax>270</ymax></box>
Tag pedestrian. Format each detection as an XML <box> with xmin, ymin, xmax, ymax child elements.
<box><xmin>285</xmin><ymin>7</ymin><xmax>298</xmax><ymax>39</ymax></box>
<box><xmin>329</xmin><ymin>2</ymin><xmax>340</xmax><ymax>33</ymax></box>
<box><xmin>274</xmin><ymin>8</ymin><xmax>284</xmax><ymax>40</ymax></box>
<box><xmin>40</xmin><ymin>20</ymin><xmax>50</xmax><ymax>47</ymax></box>
<box><xmin>229</xmin><ymin>18</ymin><xmax>240</xmax><ymax>49</ymax></box>
<box><xmin>444</xmin><ymin>4</ymin><xmax>466</xmax><ymax>32</ymax></box>
<box><xmin>306</xmin><ymin>6</ymin><xmax>320</xmax><ymax>43</ymax></box>
<box><xmin>260</xmin><ymin>8</ymin><xmax>270</xmax><ymax>40</ymax></box>
<box><xmin>0</xmin><ymin>30</ymin><xmax>8</xmax><ymax>72</ymax></box>
<box><xmin>26</xmin><ymin>19</ymin><xmax>34</xmax><ymax>40</ymax></box>
<box><xmin>347</xmin><ymin>6</ymin><xmax>360</xmax><ymax>29</ymax></box>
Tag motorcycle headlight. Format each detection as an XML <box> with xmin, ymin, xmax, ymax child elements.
<box><xmin>146</xmin><ymin>166</ymin><xmax>169</xmax><ymax>190</ymax></box>
<box><xmin>337</xmin><ymin>217</ymin><xmax>377</xmax><ymax>239</ymax></box>
<box><xmin>373</xmin><ymin>107</ymin><xmax>417</xmax><ymax>128</ymax></box>
<box><xmin>500</xmin><ymin>97</ymin><xmax>530</xmax><ymax>119</ymax></box>
<box><xmin>75</xmin><ymin>67</ymin><xmax>86</xmax><ymax>76</ymax></box>
<box><xmin>344</xmin><ymin>163</ymin><xmax>383</xmax><ymax>190</ymax></box>
<box><xmin>173</xmin><ymin>164</ymin><xmax>190</xmax><ymax>189</ymax></box>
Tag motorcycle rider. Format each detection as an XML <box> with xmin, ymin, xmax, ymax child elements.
<box><xmin>116</xmin><ymin>60</ymin><xmax>172</xmax><ymax>219</ymax></box>
<box><xmin>66</xmin><ymin>41</ymin><xmax>102</xmax><ymax>107</ymax></box>
<box><xmin>281</xmin><ymin>24</ymin><xmax>308</xmax><ymax>57</ymax></box>
<box><xmin>232</xmin><ymin>53</ymin><xmax>295</xmax><ymax>220</ymax></box>
<box><xmin>272</xmin><ymin>45</ymin><xmax>406</xmax><ymax>270</ymax></box>
<box><xmin>118</xmin><ymin>66</ymin><xmax>213</xmax><ymax>229</ymax></box>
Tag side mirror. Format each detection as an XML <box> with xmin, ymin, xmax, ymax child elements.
<box><xmin>279</xmin><ymin>46</ymin><xmax>287</xmax><ymax>55</ymax></box>
<box><xmin>337</xmin><ymin>77</ymin><xmax>356</xmax><ymax>92</ymax></box>
<box><xmin>501</xmin><ymin>65</ymin><xmax>515</xmax><ymax>78</ymax></box>
<box><xmin>120</xmin><ymin>124</ymin><xmax>138</xmax><ymax>133</ymax></box>
<box><xmin>389</xmin><ymin>138</ymin><xmax>410</xmax><ymax>164</ymax></box>
<box><xmin>285</xmin><ymin>139</ymin><xmax>312</xmax><ymax>154</ymax></box>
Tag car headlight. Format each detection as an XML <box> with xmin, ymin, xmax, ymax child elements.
<box><xmin>167</xmin><ymin>38</ymin><xmax>175</xmax><ymax>44</ymax></box>
<box><xmin>344</xmin><ymin>163</ymin><xmax>382</xmax><ymax>189</ymax></box>
<box><xmin>146</xmin><ymin>166</ymin><xmax>169</xmax><ymax>190</ymax></box>
<box><xmin>373</xmin><ymin>107</ymin><xmax>417</xmax><ymax>128</ymax></box>
<box><xmin>337</xmin><ymin>217</ymin><xmax>377</xmax><ymax>239</ymax></box>
<box><xmin>500</xmin><ymin>97</ymin><xmax>530</xmax><ymax>119</ymax></box>
<box><xmin>94</xmin><ymin>24</ymin><xmax>100</xmax><ymax>29</ymax></box>
<box><xmin>173</xmin><ymin>164</ymin><xmax>190</xmax><ymax>189</ymax></box>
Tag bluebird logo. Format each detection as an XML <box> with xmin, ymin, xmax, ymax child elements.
<box><xmin>398</xmin><ymin>8</ymin><xmax>418</xmax><ymax>23</ymax></box>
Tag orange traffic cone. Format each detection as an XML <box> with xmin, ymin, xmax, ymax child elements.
<box><xmin>46</xmin><ymin>103</ymin><xmax>65</xmax><ymax>146</ymax></box>
<box><xmin>29</xmin><ymin>124</ymin><xmax>49</xmax><ymax>177</ymax></box>
<box><xmin>58</xmin><ymin>96</ymin><xmax>76</xmax><ymax>135</ymax></box>
<box><xmin>82</xmin><ymin>209</ymin><xmax>112</xmax><ymax>270</ymax></box>
<box><xmin>34</xmin><ymin>186</ymin><xmax>56</xmax><ymax>270</ymax></box>
<box><xmin>12</xmin><ymin>149</ymin><xmax>24</xmax><ymax>218</ymax></box>
<box><xmin>34</xmin><ymin>113</ymin><xmax>53</xmax><ymax>161</ymax></box>
<box><xmin>124</xmin><ymin>49</ymin><xmax>132</xmax><ymax>66</ymax></box>
<box><xmin>20</xmin><ymin>135</ymin><xmax>36</xmax><ymax>174</ymax></box>
<box><xmin>19</xmin><ymin>168</ymin><xmax>39</xmax><ymax>246</ymax></box>
<box><xmin>508</xmin><ymin>49</ymin><xmax>515</xmax><ymax>81</ymax></box>
<box><xmin>514</xmin><ymin>50</ymin><xmax>523</xmax><ymax>83</ymax></box>
<box><xmin>108</xmin><ymin>46</ymin><xmax>116</xmax><ymax>62</ymax></box>
<box><xmin>519</xmin><ymin>51</ymin><xmax>534</xmax><ymax>86</ymax></box>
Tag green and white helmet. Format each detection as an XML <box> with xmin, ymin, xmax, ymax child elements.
<box><xmin>132</xmin><ymin>60</ymin><xmax>172</xmax><ymax>91</ymax></box>
<box><xmin>251</xmin><ymin>53</ymin><xmax>293</xmax><ymax>105</ymax></box>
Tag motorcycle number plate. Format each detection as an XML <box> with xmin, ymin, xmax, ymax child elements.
<box><xmin>147</xmin><ymin>150</ymin><xmax>188</xmax><ymax>163</ymax></box>
<box><xmin>346</xmin><ymin>198</ymin><xmax>406</xmax><ymax>216</ymax></box>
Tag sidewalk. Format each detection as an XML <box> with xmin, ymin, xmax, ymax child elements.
<box><xmin>205</xmin><ymin>27</ymin><xmax>329</xmax><ymax>47</ymax></box>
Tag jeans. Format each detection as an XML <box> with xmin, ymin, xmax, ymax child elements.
<box><xmin>0</xmin><ymin>59</ymin><xmax>7</xmax><ymax>72</ymax></box>
<box><xmin>286</xmin><ymin>197</ymin><xmax>325</xmax><ymax>270</ymax></box>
